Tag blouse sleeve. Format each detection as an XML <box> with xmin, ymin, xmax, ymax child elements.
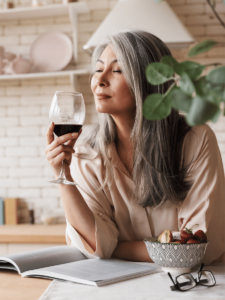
<box><xmin>65</xmin><ymin>146</ymin><xmax>119</xmax><ymax>259</ymax></box>
<box><xmin>178</xmin><ymin>124</ymin><xmax>225</xmax><ymax>265</ymax></box>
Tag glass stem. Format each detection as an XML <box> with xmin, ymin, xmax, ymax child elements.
<box><xmin>59</xmin><ymin>160</ymin><xmax>67</xmax><ymax>180</ymax></box>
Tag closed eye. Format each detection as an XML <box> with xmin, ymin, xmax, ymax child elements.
<box><xmin>95</xmin><ymin>70</ymin><xmax>122</xmax><ymax>73</ymax></box>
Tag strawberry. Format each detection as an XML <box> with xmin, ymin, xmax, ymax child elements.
<box><xmin>172</xmin><ymin>240</ymin><xmax>182</xmax><ymax>244</ymax></box>
<box><xmin>187</xmin><ymin>239</ymin><xmax>201</xmax><ymax>244</ymax></box>
<box><xmin>180</xmin><ymin>224</ymin><xmax>198</xmax><ymax>244</ymax></box>
<box><xmin>193</xmin><ymin>230</ymin><xmax>207</xmax><ymax>243</ymax></box>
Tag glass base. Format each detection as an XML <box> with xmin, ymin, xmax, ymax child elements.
<box><xmin>49</xmin><ymin>178</ymin><xmax>78</xmax><ymax>185</ymax></box>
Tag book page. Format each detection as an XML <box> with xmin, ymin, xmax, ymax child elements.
<box><xmin>23</xmin><ymin>259</ymin><xmax>157</xmax><ymax>283</ymax></box>
<box><xmin>0</xmin><ymin>246</ymin><xmax>86</xmax><ymax>274</ymax></box>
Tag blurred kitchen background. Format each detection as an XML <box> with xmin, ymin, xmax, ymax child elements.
<box><xmin>0</xmin><ymin>0</ymin><xmax>224</xmax><ymax>226</ymax></box>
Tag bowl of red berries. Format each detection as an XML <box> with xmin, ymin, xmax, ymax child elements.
<box><xmin>143</xmin><ymin>225</ymin><xmax>209</xmax><ymax>274</ymax></box>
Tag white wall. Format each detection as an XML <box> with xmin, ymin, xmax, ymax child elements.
<box><xmin>0</xmin><ymin>0</ymin><xmax>224</xmax><ymax>223</ymax></box>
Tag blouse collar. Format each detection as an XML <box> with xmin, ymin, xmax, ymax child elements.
<box><xmin>107</xmin><ymin>142</ymin><xmax>133</xmax><ymax>180</ymax></box>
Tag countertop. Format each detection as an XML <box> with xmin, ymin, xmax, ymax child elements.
<box><xmin>2</xmin><ymin>263</ymin><xmax>224</xmax><ymax>300</ymax></box>
<box><xmin>0</xmin><ymin>223</ymin><xmax>67</xmax><ymax>244</ymax></box>
<box><xmin>0</xmin><ymin>269</ymin><xmax>51</xmax><ymax>300</ymax></box>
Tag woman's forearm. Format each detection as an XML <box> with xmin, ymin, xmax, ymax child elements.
<box><xmin>111</xmin><ymin>241</ymin><xmax>153</xmax><ymax>262</ymax></box>
<box><xmin>59</xmin><ymin>175</ymin><xmax>96</xmax><ymax>251</ymax></box>
<box><xmin>45</xmin><ymin>125</ymin><xmax>96</xmax><ymax>251</ymax></box>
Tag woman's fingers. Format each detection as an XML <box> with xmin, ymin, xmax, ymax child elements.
<box><xmin>46</xmin><ymin>122</ymin><xmax>55</xmax><ymax>145</ymax></box>
<box><xmin>67</xmin><ymin>129</ymin><xmax>82</xmax><ymax>148</ymax></box>
<box><xmin>47</xmin><ymin>144</ymin><xmax>75</xmax><ymax>160</ymax></box>
<box><xmin>45</xmin><ymin>123</ymin><xmax>81</xmax><ymax>178</ymax></box>
<box><xmin>47</xmin><ymin>132</ymin><xmax>78</xmax><ymax>151</ymax></box>
<box><xmin>50</xmin><ymin>152</ymin><xmax>71</xmax><ymax>168</ymax></box>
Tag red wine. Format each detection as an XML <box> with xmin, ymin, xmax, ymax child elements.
<box><xmin>54</xmin><ymin>124</ymin><xmax>82</xmax><ymax>137</ymax></box>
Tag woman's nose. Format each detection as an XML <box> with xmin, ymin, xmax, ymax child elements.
<box><xmin>95</xmin><ymin>71</ymin><xmax>109</xmax><ymax>87</ymax></box>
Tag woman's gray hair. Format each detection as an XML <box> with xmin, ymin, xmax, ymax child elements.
<box><xmin>85</xmin><ymin>30</ymin><xmax>194</xmax><ymax>208</ymax></box>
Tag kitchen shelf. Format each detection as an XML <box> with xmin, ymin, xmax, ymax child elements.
<box><xmin>0</xmin><ymin>68</ymin><xmax>90</xmax><ymax>91</ymax></box>
<box><xmin>0</xmin><ymin>2</ymin><xmax>91</xmax><ymax>88</ymax></box>
<box><xmin>0</xmin><ymin>223</ymin><xmax>66</xmax><ymax>244</ymax></box>
<box><xmin>0</xmin><ymin>2</ymin><xmax>89</xmax><ymax>20</ymax></box>
<box><xmin>0</xmin><ymin>69</ymin><xmax>88</xmax><ymax>80</ymax></box>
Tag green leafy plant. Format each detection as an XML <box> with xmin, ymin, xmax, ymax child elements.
<box><xmin>143</xmin><ymin>0</ymin><xmax>225</xmax><ymax>126</ymax></box>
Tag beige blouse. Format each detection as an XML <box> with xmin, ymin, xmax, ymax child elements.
<box><xmin>65</xmin><ymin>124</ymin><xmax>225</xmax><ymax>265</ymax></box>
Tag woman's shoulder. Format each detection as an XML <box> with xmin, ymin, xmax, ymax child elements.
<box><xmin>182</xmin><ymin>123</ymin><xmax>218</xmax><ymax>166</ymax></box>
<box><xmin>184</xmin><ymin>123</ymin><xmax>217</xmax><ymax>149</ymax></box>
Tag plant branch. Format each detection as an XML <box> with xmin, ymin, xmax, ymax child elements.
<box><xmin>206</xmin><ymin>0</ymin><xmax>225</xmax><ymax>29</ymax></box>
<box><xmin>164</xmin><ymin>82</ymin><xmax>177</xmax><ymax>98</ymax></box>
<box><xmin>205</xmin><ymin>63</ymin><xmax>222</xmax><ymax>67</ymax></box>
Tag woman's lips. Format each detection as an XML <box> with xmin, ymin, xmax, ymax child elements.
<box><xmin>96</xmin><ymin>95</ymin><xmax>111</xmax><ymax>100</ymax></box>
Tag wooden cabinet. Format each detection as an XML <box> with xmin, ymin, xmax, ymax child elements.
<box><xmin>0</xmin><ymin>223</ymin><xmax>67</xmax><ymax>255</ymax></box>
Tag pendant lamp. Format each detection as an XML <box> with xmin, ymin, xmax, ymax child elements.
<box><xmin>83</xmin><ymin>0</ymin><xmax>195</xmax><ymax>51</ymax></box>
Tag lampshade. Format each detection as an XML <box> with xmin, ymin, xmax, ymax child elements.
<box><xmin>83</xmin><ymin>0</ymin><xmax>195</xmax><ymax>51</ymax></box>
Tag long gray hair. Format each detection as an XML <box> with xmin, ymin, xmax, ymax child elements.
<box><xmin>85</xmin><ymin>30</ymin><xmax>194</xmax><ymax>208</ymax></box>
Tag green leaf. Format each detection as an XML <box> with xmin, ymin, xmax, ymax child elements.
<box><xmin>188</xmin><ymin>40</ymin><xmax>218</xmax><ymax>57</ymax></box>
<box><xmin>146</xmin><ymin>62</ymin><xmax>174</xmax><ymax>85</ymax></box>
<box><xmin>206</xmin><ymin>66</ymin><xmax>225</xmax><ymax>85</ymax></box>
<box><xmin>143</xmin><ymin>93</ymin><xmax>172</xmax><ymax>120</ymax></box>
<box><xmin>169</xmin><ymin>87</ymin><xmax>192</xmax><ymax>113</ymax></box>
<box><xmin>206</xmin><ymin>92</ymin><xmax>221</xmax><ymax>106</ymax></box>
<box><xmin>210</xmin><ymin>109</ymin><xmax>221</xmax><ymax>123</ymax></box>
<box><xmin>194</xmin><ymin>76</ymin><xmax>211</xmax><ymax>96</ymax></box>
<box><xmin>194</xmin><ymin>76</ymin><xmax>225</xmax><ymax>104</ymax></box>
<box><xmin>174</xmin><ymin>61</ymin><xmax>205</xmax><ymax>80</ymax></box>
<box><xmin>219</xmin><ymin>89</ymin><xmax>225</xmax><ymax>103</ymax></box>
<box><xmin>185</xmin><ymin>96</ymin><xmax>221</xmax><ymax>126</ymax></box>
<box><xmin>210</xmin><ymin>88</ymin><xmax>225</xmax><ymax>104</ymax></box>
<box><xmin>160</xmin><ymin>56</ymin><xmax>178</xmax><ymax>69</ymax></box>
<box><xmin>180</xmin><ymin>72</ymin><xmax>195</xmax><ymax>96</ymax></box>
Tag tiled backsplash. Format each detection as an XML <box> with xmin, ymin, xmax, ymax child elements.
<box><xmin>0</xmin><ymin>0</ymin><xmax>224</xmax><ymax>223</ymax></box>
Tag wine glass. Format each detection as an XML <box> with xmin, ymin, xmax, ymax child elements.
<box><xmin>49</xmin><ymin>91</ymin><xmax>85</xmax><ymax>185</ymax></box>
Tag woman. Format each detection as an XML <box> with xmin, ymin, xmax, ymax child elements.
<box><xmin>46</xmin><ymin>30</ymin><xmax>225</xmax><ymax>265</ymax></box>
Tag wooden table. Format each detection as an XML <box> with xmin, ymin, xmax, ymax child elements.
<box><xmin>0</xmin><ymin>223</ymin><xmax>67</xmax><ymax>255</ymax></box>
<box><xmin>0</xmin><ymin>224</ymin><xmax>67</xmax><ymax>299</ymax></box>
<box><xmin>0</xmin><ymin>269</ymin><xmax>51</xmax><ymax>300</ymax></box>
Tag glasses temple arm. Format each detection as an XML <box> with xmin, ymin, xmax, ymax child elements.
<box><xmin>198</xmin><ymin>263</ymin><xmax>204</xmax><ymax>274</ymax></box>
<box><xmin>168</xmin><ymin>272</ymin><xmax>176</xmax><ymax>287</ymax></box>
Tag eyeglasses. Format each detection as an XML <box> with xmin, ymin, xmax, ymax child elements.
<box><xmin>168</xmin><ymin>263</ymin><xmax>216</xmax><ymax>292</ymax></box>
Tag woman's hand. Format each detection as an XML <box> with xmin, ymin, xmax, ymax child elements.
<box><xmin>45</xmin><ymin>122</ymin><xmax>81</xmax><ymax>178</ymax></box>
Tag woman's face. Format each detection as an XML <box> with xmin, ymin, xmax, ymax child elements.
<box><xmin>91</xmin><ymin>45</ymin><xmax>136</xmax><ymax>117</ymax></box>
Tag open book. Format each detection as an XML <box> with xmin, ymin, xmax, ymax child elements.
<box><xmin>0</xmin><ymin>246</ymin><xmax>158</xmax><ymax>287</ymax></box>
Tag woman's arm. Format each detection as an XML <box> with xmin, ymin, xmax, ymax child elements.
<box><xmin>111</xmin><ymin>241</ymin><xmax>153</xmax><ymax>262</ymax></box>
<box><xmin>58</xmin><ymin>180</ymin><xmax>96</xmax><ymax>251</ymax></box>
<box><xmin>46</xmin><ymin>123</ymin><xmax>96</xmax><ymax>251</ymax></box>
<box><xmin>178</xmin><ymin>124</ymin><xmax>225</xmax><ymax>265</ymax></box>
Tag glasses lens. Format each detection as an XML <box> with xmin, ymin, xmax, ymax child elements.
<box><xmin>177</xmin><ymin>274</ymin><xmax>196</xmax><ymax>291</ymax></box>
<box><xmin>199</xmin><ymin>271</ymin><xmax>215</xmax><ymax>286</ymax></box>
